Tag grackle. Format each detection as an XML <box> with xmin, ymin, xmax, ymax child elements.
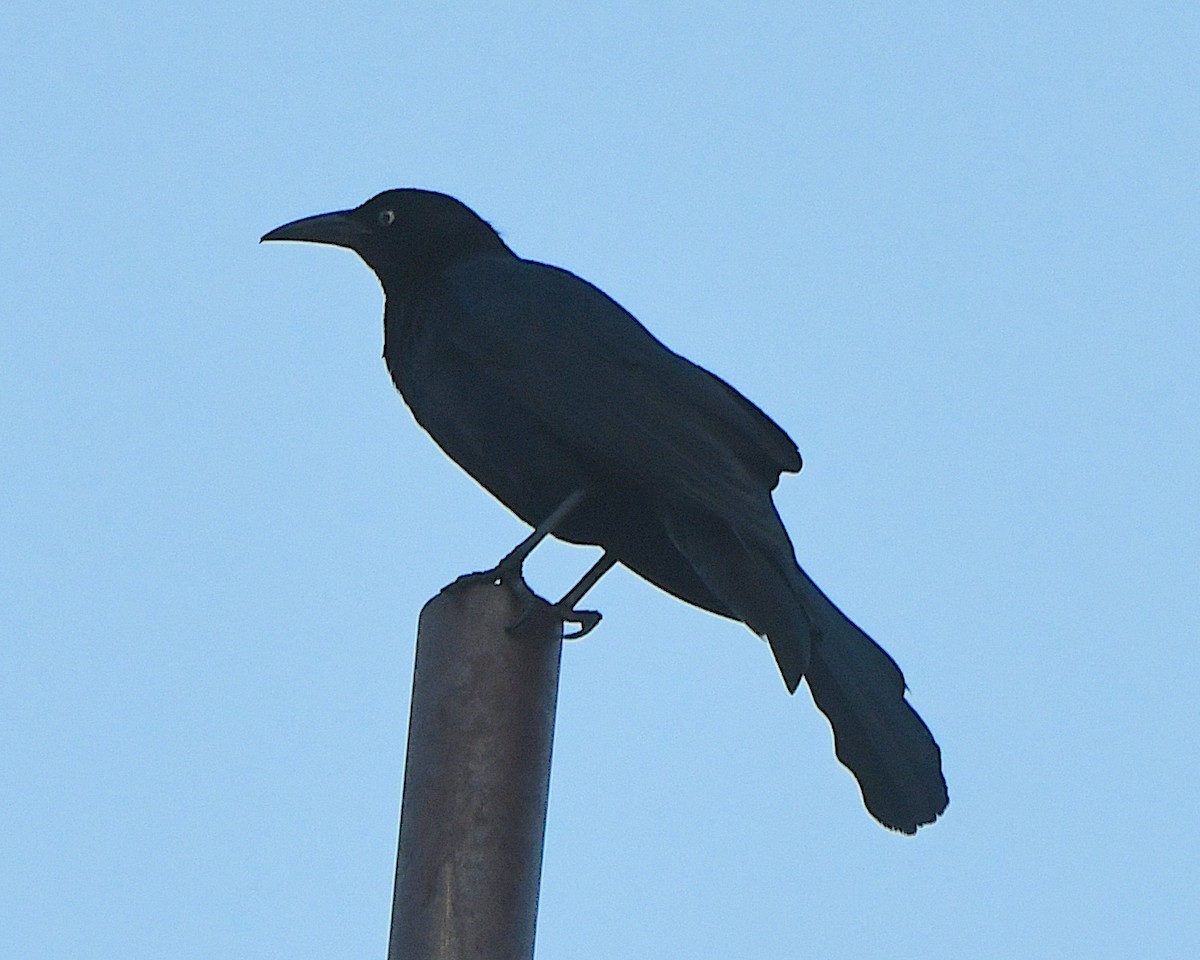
<box><xmin>262</xmin><ymin>190</ymin><xmax>948</xmax><ymax>833</ymax></box>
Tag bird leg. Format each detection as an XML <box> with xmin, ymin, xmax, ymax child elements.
<box><xmin>551</xmin><ymin>551</ymin><xmax>617</xmax><ymax>638</ymax></box>
<box><xmin>492</xmin><ymin>489</ymin><xmax>587</xmax><ymax>581</ymax></box>
<box><xmin>506</xmin><ymin>551</ymin><xmax>617</xmax><ymax>640</ymax></box>
<box><xmin>490</xmin><ymin>489</ymin><xmax>617</xmax><ymax>639</ymax></box>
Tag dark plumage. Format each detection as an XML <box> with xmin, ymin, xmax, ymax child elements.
<box><xmin>262</xmin><ymin>189</ymin><xmax>948</xmax><ymax>833</ymax></box>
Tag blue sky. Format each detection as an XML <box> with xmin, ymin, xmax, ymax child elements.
<box><xmin>3</xmin><ymin>3</ymin><xmax>1197</xmax><ymax>957</ymax></box>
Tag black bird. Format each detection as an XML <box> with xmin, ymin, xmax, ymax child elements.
<box><xmin>262</xmin><ymin>189</ymin><xmax>947</xmax><ymax>833</ymax></box>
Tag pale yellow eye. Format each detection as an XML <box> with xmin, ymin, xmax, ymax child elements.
<box><xmin>378</xmin><ymin>209</ymin><xmax>396</xmax><ymax>226</ymax></box>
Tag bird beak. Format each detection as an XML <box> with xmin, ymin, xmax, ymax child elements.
<box><xmin>260</xmin><ymin>210</ymin><xmax>371</xmax><ymax>247</ymax></box>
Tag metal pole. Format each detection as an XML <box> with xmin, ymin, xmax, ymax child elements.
<box><xmin>388</xmin><ymin>574</ymin><xmax>563</xmax><ymax>960</ymax></box>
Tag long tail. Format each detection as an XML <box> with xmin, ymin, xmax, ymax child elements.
<box><xmin>662</xmin><ymin>505</ymin><xmax>947</xmax><ymax>833</ymax></box>
<box><xmin>793</xmin><ymin>569</ymin><xmax>948</xmax><ymax>834</ymax></box>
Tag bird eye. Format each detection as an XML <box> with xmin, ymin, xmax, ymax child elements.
<box><xmin>378</xmin><ymin>209</ymin><xmax>396</xmax><ymax>226</ymax></box>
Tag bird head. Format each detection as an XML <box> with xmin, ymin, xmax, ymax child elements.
<box><xmin>261</xmin><ymin>189</ymin><xmax>512</xmax><ymax>293</ymax></box>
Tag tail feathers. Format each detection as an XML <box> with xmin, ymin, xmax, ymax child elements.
<box><xmin>798</xmin><ymin>576</ymin><xmax>948</xmax><ymax>833</ymax></box>
<box><xmin>660</xmin><ymin>504</ymin><xmax>947</xmax><ymax>832</ymax></box>
<box><xmin>661</xmin><ymin>509</ymin><xmax>811</xmax><ymax>687</ymax></box>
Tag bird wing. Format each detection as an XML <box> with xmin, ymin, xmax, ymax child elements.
<box><xmin>440</xmin><ymin>256</ymin><xmax>801</xmax><ymax>516</ymax></box>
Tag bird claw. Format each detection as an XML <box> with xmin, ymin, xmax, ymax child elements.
<box><xmin>505</xmin><ymin>598</ymin><xmax>602</xmax><ymax>640</ymax></box>
<box><xmin>490</xmin><ymin>560</ymin><xmax>527</xmax><ymax>591</ymax></box>
<box><xmin>562</xmin><ymin>607</ymin><xmax>602</xmax><ymax>639</ymax></box>
<box><xmin>485</xmin><ymin>493</ymin><xmax>613</xmax><ymax>640</ymax></box>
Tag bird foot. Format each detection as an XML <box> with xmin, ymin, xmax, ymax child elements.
<box><xmin>490</xmin><ymin>560</ymin><xmax>603</xmax><ymax>639</ymax></box>
<box><xmin>507</xmin><ymin>599</ymin><xmax>602</xmax><ymax>640</ymax></box>
<box><xmin>485</xmin><ymin>523</ymin><xmax>613</xmax><ymax>640</ymax></box>
<box><xmin>562</xmin><ymin>607</ymin><xmax>602</xmax><ymax>639</ymax></box>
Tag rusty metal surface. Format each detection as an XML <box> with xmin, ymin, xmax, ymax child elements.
<box><xmin>388</xmin><ymin>575</ymin><xmax>562</xmax><ymax>960</ymax></box>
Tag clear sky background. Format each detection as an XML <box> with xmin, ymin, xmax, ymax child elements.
<box><xmin>3</xmin><ymin>3</ymin><xmax>1197</xmax><ymax>958</ymax></box>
